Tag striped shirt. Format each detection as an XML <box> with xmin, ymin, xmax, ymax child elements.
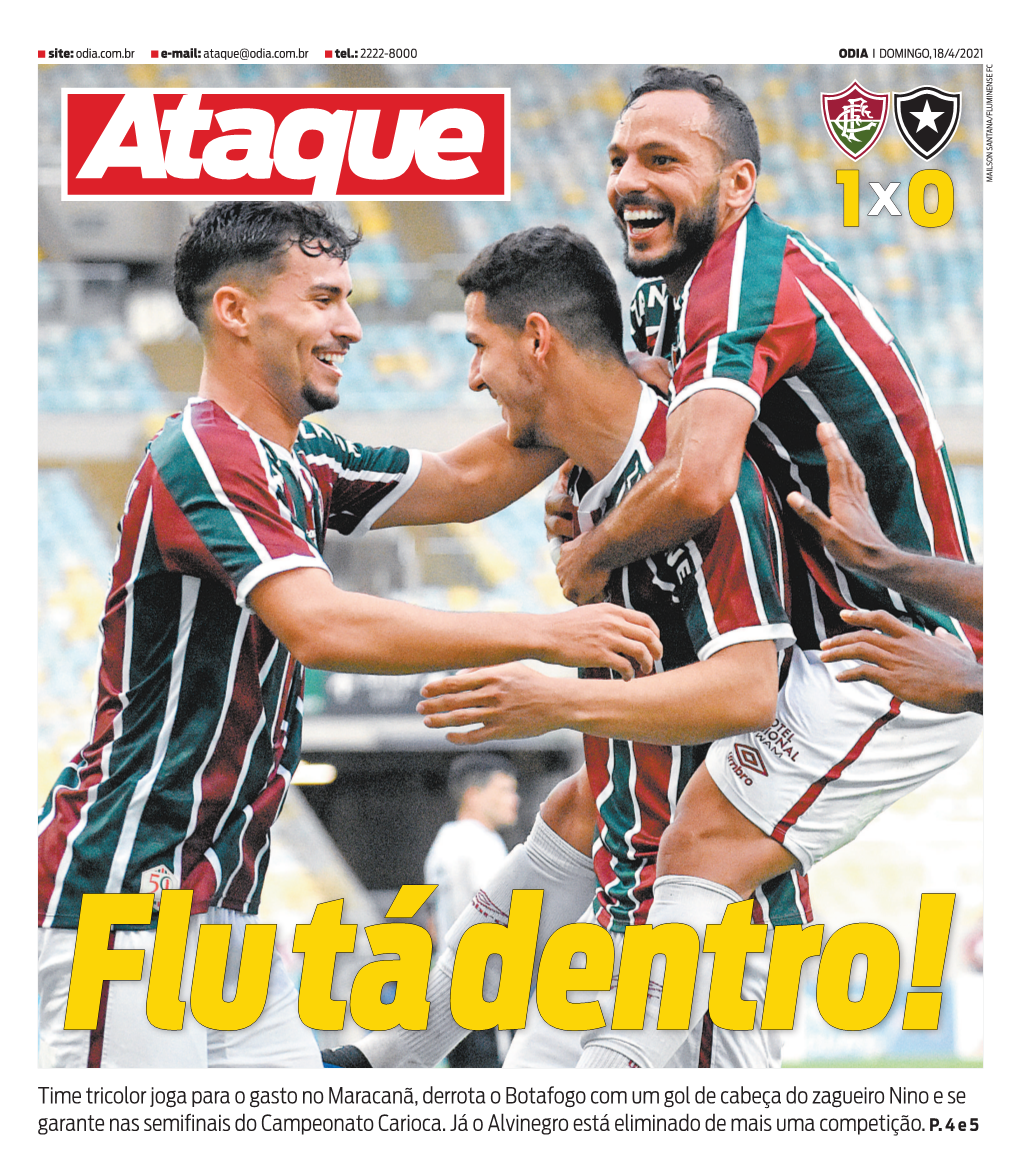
<box><xmin>39</xmin><ymin>398</ymin><xmax>419</xmax><ymax>929</ymax></box>
<box><xmin>575</xmin><ymin>385</ymin><xmax>810</xmax><ymax>932</ymax></box>
<box><xmin>631</xmin><ymin>202</ymin><xmax>978</xmax><ymax>654</ymax></box>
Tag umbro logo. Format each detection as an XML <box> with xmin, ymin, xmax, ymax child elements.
<box><xmin>734</xmin><ymin>743</ymin><xmax>769</xmax><ymax>776</ymax></box>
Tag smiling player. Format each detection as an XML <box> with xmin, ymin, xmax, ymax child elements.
<box><xmin>328</xmin><ymin>225</ymin><xmax>808</xmax><ymax>1071</ymax></box>
<box><xmin>37</xmin><ymin>202</ymin><xmax>661</xmax><ymax>1069</ymax></box>
<box><xmin>543</xmin><ymin>67</ymin><xmax>982</xmax><ymax>1068</ymax></box>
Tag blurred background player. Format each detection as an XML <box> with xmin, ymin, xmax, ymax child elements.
<box><xmin>424</xmin><ymin>753</ymin><xmax>520</xmax><ymax>1067</ymax></box>
<box><xmin>36</xmin><ymin>202</ymin><xmax>661</xmax><ymax>1068</ymax></box>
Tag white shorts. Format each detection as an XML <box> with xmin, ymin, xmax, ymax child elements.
<box><xmin>38</xmin><ymin>907</ymin><xmax>321</xmax><ymax>1068</ymax></box>
<box><xmin>707</xmin><ymin>646</ymin><xmax>983</xmax><ymax>871</ymax></box>
<box><xmin>503</xmin><ymin>919</ymin><xmax>782</xmax><ymax>1069</ymax></box>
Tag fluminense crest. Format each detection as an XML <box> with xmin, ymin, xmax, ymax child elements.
<box><xmin>821</xmin><ymin>81</ymin><xmax>889</xmax><ymax>159</ymax></box>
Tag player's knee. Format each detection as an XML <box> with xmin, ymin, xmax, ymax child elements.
<box><xmin>658</xmin><ymin>814</ymin><xmax>715</xmax><ymax>873</ymax></box>
<box><xmin>658</xmin><ymin>782</ymin><xmax>745</xmax><ymax>876</ymax></box>
<box><xmin>538</xmin><ymin>771</ymin><xmax>596</xmax><ymax>854</ymax></box>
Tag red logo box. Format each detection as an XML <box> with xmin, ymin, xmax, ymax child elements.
<box><xmin>63</xmin><ymin>88</ymin><xmax>510</xmax><ymax>200</ymax></box>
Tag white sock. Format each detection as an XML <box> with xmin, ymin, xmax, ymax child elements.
<box><xmin>578</xmin><ymin>875</ymin><xmax>739</xmax><ymax>1069</ymax></box>
<box><xmin>358</xmin><ymin>814</ymin><xmax>595</xmax><ymax>1067</ymax></box>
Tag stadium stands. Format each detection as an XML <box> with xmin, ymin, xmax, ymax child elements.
<box><xmin>40</xmin><ymin>61</ymin><xmax>983</xmax><ymax>409</ymax></box>
<box><xmin>37</xmin><ymin>469</ymin><xmax>112</xmax><ymax>801</ymax></box>
<box><xmin>36</xmin><ymin>55</ymin><xmax>986</xmax><ymax>790</ymax></box>
<box><xmin>38</xmin><ymin>63</ymin><xmax>984</xmax><ymax>1063</ymax></box>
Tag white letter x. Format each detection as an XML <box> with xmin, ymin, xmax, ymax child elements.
<box><xmin>868</xmin><ymin>181</ymin><xmax>901</xmax><ymax>217</ymax></box>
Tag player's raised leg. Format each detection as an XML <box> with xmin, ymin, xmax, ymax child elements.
<box><xmin>327</xmin><ymin>772</ymin><xmax>598</xmax><ymax>1068</ymax></box>
<box><xmin>578</xmin><ymin>762</ymin><xmax>796</xmax><ymax>1068</ymax></box>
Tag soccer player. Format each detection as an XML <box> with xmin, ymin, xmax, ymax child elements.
<box><xmin>329</xmin><ymin>225</ymin><xmax>809</xmax><ymax>1070</ymax></box>
<box><xmin>424</xmin><ymin>754</ymin><xmax>521</xmax><ymax>1066</ymax></box>
<box><xmin>526</xmin><ymin>66</ymin><xmax>983</xmax><ymax>1067</ymax></box>
<box><xmin>37</xmin><ymin>202</ymin><xmax>661</xmax><ymax>1069</ymax></box>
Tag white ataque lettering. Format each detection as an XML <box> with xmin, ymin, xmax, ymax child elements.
<box><xmin>76</xmin><ymin>93</ymin><xmax>486</xmax><ymax>193</ymax></box>
<box><xmin>416</xmin><ymin>109</ymin><xmax>484</xmax><ymax>180</ymax></box>
<box><xmin>77</xmin><ymin>90</ymin><xmax>168</xmax><ymax>179</ymax></box>
<box><xmin>271</xmin><ymin>108</ymin><xmax>355</xmax><ymax>196</ymax></box>
<box><xmin>201</xmin><ymin>108</ymin><xmax>276</xmax><ymax>181</ymax></box>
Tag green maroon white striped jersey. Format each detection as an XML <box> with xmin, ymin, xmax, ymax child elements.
<box><xmin>575</xmin><ymin>384</ymin><xmax>811</xmax><ymax>933</ymax></box>
<box><xmin>39</xmin><ymin>398</ymin><xmax>419</xmax><ymax>929</ymax></box>
<box><xmin>629</xmin><ymin>202</ymin><xmax>979</xmax><ymax>655</ymax></box>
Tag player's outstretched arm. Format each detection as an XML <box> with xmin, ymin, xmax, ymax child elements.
<box><xmin>249</xmin><ymin>567</ymin><xmax>662</xmax><ymax>678</ymax></box>
<box><xmin>374</xmin><ymin>425</ymin><xmax>564</xmax><ymax>528</ymax></box>
<box><xmin>554</xmin><ymin>390</ymin><xmax>755</xmax><ymax>605</ymax></box>
<box><xmin>820</xmin><ymin>607</ymin><xmax>982</xmax><ymax>714</ymax></box>
<box><xmin>787</xmin><ymin>422</ymin><xmax>983</xmax><ymax>628</ymax></box>
<box><xmin>417</xmin><ymin>640</ymin><xmax>777</xmax><ymax>745</ymax></box>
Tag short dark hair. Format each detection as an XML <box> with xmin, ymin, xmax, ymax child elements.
<box><xmin>447</xmin><ymin>753</ymin><xmax>517</xmax><ymax>804</ymax></box>
<box><xmin>624</xmin><ymin>66</ymin><xmax>761</xmax><ymax>172</ymax></box>
<box><xmin>173</xmin><ymin>201</ymin><xmax>362</xmax><ymax>329</ymax></box>
<box><xmin>457</xmin><ymin>225</ymin><xmax>625</xmax><ymax>358</ymax></box>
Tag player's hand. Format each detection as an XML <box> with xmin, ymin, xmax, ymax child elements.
<box><xmin>786</xmin><ymin>422</ymin><xmax>895</xmax><ymax>575</ymax></box>
<box><xmin>418</xmin><ymin>663</ymin><xmax>559</xmax><ymax>743</ymax></box>
<box><xmin>536</xmin><ymin>601</ymin><xmax>661</xmax><ymax>679</ymax></box>
<box><xmin>626</xmin><ymin>351</ymin><xmax>671</xmax><ymax>396</ymax></box>
<box><xmin>545</xmin><ymin>460</ymin><xmax>577</xmax><ymax>556</ymax></box>
<box><xmin>820</xmin><ymin>608</ymin><xmax>982</xmax><ymax>714</ymax></box>
<box><xmin>555</xmin><ymin>533</ymin><xmax>612</xmax><ymax>606</ymax></box>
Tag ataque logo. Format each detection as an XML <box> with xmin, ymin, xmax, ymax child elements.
<box><xmin>821</xmin><ymin>81</ymin><xmax>889</xmax><ymax>160</ymax></box>
<box><xmin>63</xmin><ymin>89</ymin><xmax>509</xmax><ymax>200</ymax></box>
<box><xmin>893</xmin><ymin>87</ymin><xmax>962</xmax><ymax>160</ymax></box>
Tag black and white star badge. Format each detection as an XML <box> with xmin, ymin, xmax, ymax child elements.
<box><xmin>893</xmin><ymin>86</ymin><xmax>962</xmax><ymax>159</ymax></box>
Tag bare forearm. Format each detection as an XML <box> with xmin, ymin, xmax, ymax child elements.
<box><xmin>577</xmin><ymin>458</ymin><xmax>715</xmax><ymax>572</ymax></box>
<box><xmin>862</xmin><ymin>549</ymin><xmax>983</xmax><ymax>629</ymax></box>
<box><xmin>945</xmin><ymin>662</ymin><xmax>983</xmax><ymax>715</ymax></box>
<box><xmin>787</xmin><ymin>423</ymin><xmax>984</xmax><ymax>629</ymax></box>
<box><xmin>584</xmin><ymin>390</ymin><xmax>755</xmax><ymax>569</ymax></box>
<box><xmin>377</xmin><ymin>427</ymin><xmax>563</xmax><ymax>528</ymax></box>
<box><xmin>548</xmin><ymin>660</ymin><xmax>776</xmax><ymax>745</ymax></box>
<box><xmin>555</xmin><ymin>454</ymin><xmax>727</xmax><ymax>608</ymax></box>
<box><xmin>301</xmin><ymin>597</ymin><xmax>562</xmax><ymax>674</ymax></box>
<box><xmin>249</xmin><ymin>568</ymin><xmax>661</xmax><ymax>679</ymax></box>
<box><xmin>418</xmin><ymin>643</ymin><xmax>778</xmax><ymax>745</ymax></box>
<box><xmin>555</xmin><ymin>391</ymin><xmax>754</xmax><ymax>604</ymax></box>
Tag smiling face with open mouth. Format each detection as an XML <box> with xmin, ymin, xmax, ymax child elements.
<box><xmin>248</xmin><ymin>246</ymin><xmax>363</xmax><ymax>425</ymax></box>
<box><xmin>607</xmin><ymin>88</ymin><xmax>726</xmax><ymax>283</ymax></box>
